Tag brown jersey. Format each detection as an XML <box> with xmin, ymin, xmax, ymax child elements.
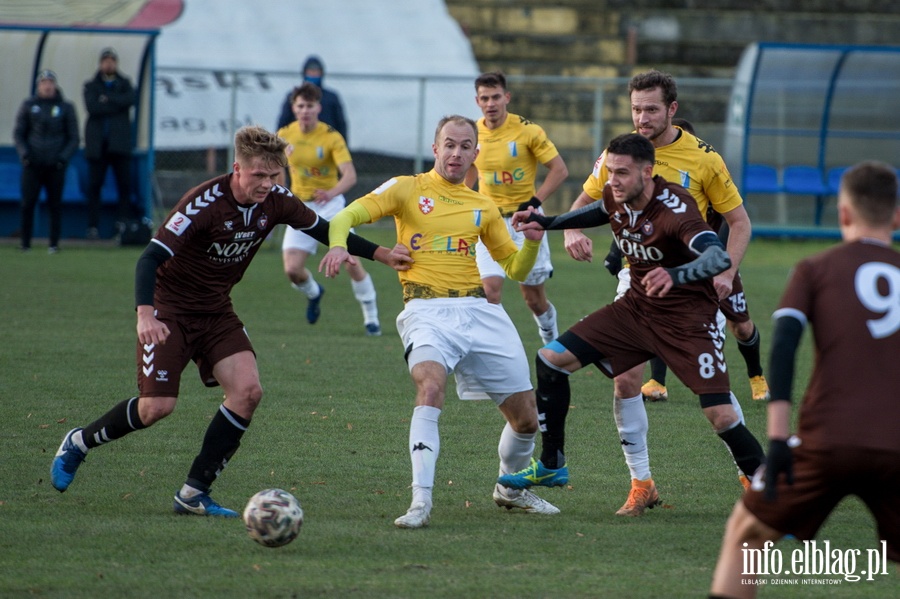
<box><xmin>776</xmin><ymin>239</ymin><xmax>900</xmax><ymax>452</ymax></box>
<box><xmin>603</xmin><ymin>175</ymin><xmax>719</xmax><ymax>313</ymax></box>
<box><xmin>152</xmin><ymin>174</ymin><xmax>317</xmax><ymax>313</ymax></box>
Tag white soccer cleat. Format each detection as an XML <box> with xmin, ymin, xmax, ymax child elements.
<box><xmin>492</xmin><ymin>484</ymin><xmax>560</xmax><ymax>515</ymax></box>
<box><xmin>394</xmin><ymin>501</ymin><xmax>431</xmax><ymax>529</ymax></box>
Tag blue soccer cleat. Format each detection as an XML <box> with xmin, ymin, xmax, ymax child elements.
<box><xmin>51</xmin><ymin>428</ymin><xmax>87</xmax><ymax>492</ymax></box>
<box><xmin>173</xmin><ymin>491</ymin><xmax>239</xmax><ymax>518</ymax></box>
<box><xmin>306</xmin><ymin>286</ymin><xmax>325</xmax><ymax>324</ymax></box>
<box><xmin>498</xmin><ymin>458</ymin><xmax>569</xmax><ymax>490</ymax></box>
<box><xmin>365</xmin><ymin>322</ymin><xmax>382</xmax><ymax>336</ymax></box>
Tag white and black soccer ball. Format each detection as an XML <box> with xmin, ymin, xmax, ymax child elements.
<box><xmin>243</xmin><ymin>488</ymin><xmax>304</xmax><ymax>548</ymax></box>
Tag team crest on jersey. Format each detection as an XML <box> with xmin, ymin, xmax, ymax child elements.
<box><xmin>257</xmin><ymin>214</ymin><xmax>269</xmax><ymax>229</ymax></box>
<box><xmin>317</xmin><ymin>147</ymin><xmax>324</xmax><ymax>159</ymax></box>
<box><xmin>508</xmin><ymin>141</ymin><xmax>518</xmax><ymax>157</ymax></box>
<box><xmin>641</xmin><ymin>221</ymin><xmax>654</xmax><ymax>236</ymax></box>
<box><xmin>679</xmin><ymin>170</ymin><xmax>691</xmax><ymax>188</ymax></box>
<box><xmin>224</xmin><ymin>221</ymin><xmax>234</xmax><ymax>231</ymax></box>
<box><xmin>418</xmin><ymin>196</ymin><xmax>435</xmax><ymax>214</ymax></box>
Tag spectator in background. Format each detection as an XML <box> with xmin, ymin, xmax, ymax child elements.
<box><xmin>13</xmin><ymin>69</ymin><xmax>79</xmax><ymax>253</ymax></box>
<box><xmin>276</xmin><ymin>55</ymin><xmax>347</xmax><ymax>142</ymax></box>
<box><xmin>83</xmin><ymin>47</ymin><xmax>136</xmax><ymax>240</ymax></box>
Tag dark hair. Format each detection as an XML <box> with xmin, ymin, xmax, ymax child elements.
<box><xmin>841</xmin><ymin>161</ymin><xmax>898</xmax><ymax>225</ymax></box>
<box><xmin>607</xmin><ymin>133</ymin><xmax>655</xmax><ymax>166</ymax></box>
<box><xmin>290</xmin><ymin>82</ymin><xmax>322</xmax><ymax>104</ymax></box>
<box><xmin>474</xmin><ymin>71</ymin><xmax>507</xmax><ymax>91</ymax></box>
<box><xmin>629</xmin><ymin>70</ymin><xmax>677</xmax><ymax>106</ymax></box>
<box><xmin>672</xmin><ymin>118</ymin><xmax>695</xmax><ymax>135</ymax></box>
<box><xmin>434</xmin><ymin>115</ymin><xmax>478</xmax><ymax>144</ymax></box>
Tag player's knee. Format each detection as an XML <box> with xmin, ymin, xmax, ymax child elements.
<box><xmin>138</xmin><ymin>396</ymin><xmax>176</xmax><ymax>425</ymax></box>
<box><xmin>613</xmin><ymin>367</ymin><xmax>643</xmax><ymax>398</ymax></box>
<box><xmin>704</xmin><ymin>404</ymin><xmax>740</xmax><ymax>432</ymax></box>
<box><xmin>730</xmin><ymin>319</ymin><xmax>755</xmax><ymax>341</ymax></box>
<box><xmin>231</xmin><ymin>382</ymin><xmax>264</xmax><ymax>413</ymax></box>
<box><xmin>500</xmin><ymin>391</ymin><xmax>539</xmax><ymax>433</ymax></box>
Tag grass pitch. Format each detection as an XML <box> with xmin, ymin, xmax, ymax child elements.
<box><xmin>1</xmin><ymin>228</ymin><xmax>896</xmax><ymax>598</ymax></box>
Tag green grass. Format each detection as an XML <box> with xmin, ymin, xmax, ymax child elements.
<box><xmin>1</xmin><ymin>229</ymin><xmax>896</xmax><ymax>598</ymax></box>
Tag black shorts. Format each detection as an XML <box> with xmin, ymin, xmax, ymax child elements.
<box><xmin>136</xmin><ymin>309</ymin><xmax>254</xmax><ymax>397</ymax></box>
<box><xmin>743</xmin><ymin>445</ymin><xmax>900</xmax><ymax>562</ymax></box>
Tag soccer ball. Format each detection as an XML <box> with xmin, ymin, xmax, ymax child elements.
<box><xmin>243</xmin><ymin>488</ymin><xmax>304</xmax><ymax>548</ymax></box>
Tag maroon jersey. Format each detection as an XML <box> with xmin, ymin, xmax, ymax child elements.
<box><xmin>152</xmin><ymin>174</ymin><xmax>317</xmax><ymax>313</ymax></box>
<box><xmin>604</xmin><ymin>175</ymin><xmax>719</xmax><ymax>312</ymax></box>
<box><xmin>776</xmin><ymin>239</ymin><xmax>900</xmax><ymax>452</ymax></box>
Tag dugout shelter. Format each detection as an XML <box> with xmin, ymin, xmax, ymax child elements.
<box><xmin>0</xmin><ymin>25</ymin><xmax>159</xmax><ymax>240</ymax></box>
<box><xmin>724</xmin><ymin>42</ymin><xmax>900</xmax><ymax>239</ymax></box>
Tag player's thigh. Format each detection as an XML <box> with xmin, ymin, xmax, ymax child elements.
<box><xmin>194</xmin><ymin>312</ymin><xmax>256</xmax><ymax>390</ymax></box>
<box><xmin>566</xmin><ymin>299</ymin><xmax>653</xmax><ymax>376</ymax></box>
<box><xmin>455</xmin><ymin>302</ymin><xmax>532</xmax><ymax>400</ymax></box>
<box><xmin>282</xmin><ymin>247</ymin><xmax>310</xmax><ymax>272</ymax></box>
<box><xmin>212</xmin><ymin>350</ymin><xmax>262</xmax><ymax>416</ymax></box>
<box><xmin>655</xmin><ymin>310</ymin><xmax>731</xmax><ymax>395</ymax></box>
<box><xmin>742</xmin><ymin>447</ymin><xmax>844</xmax><ymax>540</ymax></box>
<box><xmin>136</xmin><ymin>311</ymin><xmax>193</xmax><ymax>398</ymax></box>
<box><xmin>396</xmin><ymin>299</ymin><xmax>467</xmax><ymax>373</ymax></box>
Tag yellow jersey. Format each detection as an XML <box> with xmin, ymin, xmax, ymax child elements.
<box><xmin>354</xmin><ymin>170</ymin><xmax>520</xmax><ymax>301</ymax></box>
<box><xmin>474</xmin><ymin>112</ymin><xmax>560</xmax><ymax>215</ymax></box>
<box><xmin>277</xmin><ymin>121</ymin><xmax>352</xmax><ymax>201</ymax></box>
<box><xmin>583</xmin><ymin>127</ymin><xmax>743</xmax><ymax>219</ymax></box>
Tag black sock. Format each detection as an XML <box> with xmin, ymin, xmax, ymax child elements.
<box><xmin>649</xmin><ymin>356</ymin><xmax>667</xmax><ymax>385</ymax></box>
<box><xmin>535</xmin><ymin>355</ymin><xmax>570</xmax><ymax>469</ymax></box>
<box><xmin>82</xmin><ymin>397</ymin><xmax>146</xmax><ymax>449</ymax></box>
<box><xmin>186</xmin><ymin>405</ymin><xmax>250</xmax><ymax>492</ymax></box>
<box><xmin>736</xmin><ymin>325</ymin><xmax>763</xmax><ymax>378</ymax></box>
<box><xmin>718</xmin><ymin>423</ymin><xmax>764</xmax><ymax>477</ymax></box>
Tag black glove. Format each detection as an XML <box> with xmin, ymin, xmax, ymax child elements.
<box><xmin>764</xmin><ymin>439</ymin><xmax>794</xmax><ymax>501</ymax></box>
<box><xmin>603</xmin><ymin>242</ymin><xmax>623</xmax><ymax>277</ymax></box>
<box><xmin>516</xmin><ymin>196</ymin><xmax>542</xmax><ymax>212</ymax></box>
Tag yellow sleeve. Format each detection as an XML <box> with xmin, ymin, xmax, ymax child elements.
<box><xmin>496</xmin><ymin>238</ymin><xmax>541</xmax><ymax>282</ymax></box>
<box><xmin>328</xmin><ymin>202</ymin><xmax>373</xmax><ymax>248</ymax></box>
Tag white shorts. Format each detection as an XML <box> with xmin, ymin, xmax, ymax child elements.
<box><xmin>475</xmin><ymin>213</ymin><xmax>553</xmax><ymax>286</ymax></box>
<box><xmin>615</xmin><ymin>267</ymin><xmax>726</xmax><ymax>331</ymax></box>
<box><xmin>396</xmin><ymin>297</ymin><xmax>533</xmax><ymax>402</ymax></box>
<box><xmin>282</xmin><ymin>194</ymin><xmax>352</xmax><ymax>255</ymax></box>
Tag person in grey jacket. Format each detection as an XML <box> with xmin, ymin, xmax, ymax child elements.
<box><xmin>83</xmin><ymin>47</ymin><xmax>136</xmax><ymax>238</ymax></box>
<box><xmin>13</xmin><ymin>69</ymin><xmax>79</xmax><ymax>253</ymax></box>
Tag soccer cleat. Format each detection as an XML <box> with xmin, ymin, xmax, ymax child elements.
<box><xmin>493</xmin><ymin>485</ymin><xmax>560</xmax><ymax>515</ymax></box>
<box><xmin>394</xmin><ymin>501</ymin><xmax>431</xmax><ymax>529</ymax></box>
<box><xmin>538</xmin><ymin>326</ymin><xmax>556</xmax><ymax>345</ymax></box>
<box><xmin>306</xmin><ymin>286</ymin><xmax>325</xmax><ymax>324</ymax></box>
<box><xmin>365</xmin><ymin>322</ymin><xmax>382</xmax><ymax>336</ymax></box>
<box><xmin>615</xmin><ymin>478</ymin><xmax>661</xmax><ymax>517</ymax></box>
<box><xmin>50</xmin><ymin>428</ymin><xmax>87</xmax><ymax>492</ymax></box>
<box><xmin>750</xmin><ymin>375</ymin><xmax>770</xmax><ymax>401</ymax></box>
<box><xmin>641</xmin><ymin>379</ymin><xmax>668</xmax><ymax>402</ymax></box>
<box><xmin>739</xmin><ymin>474</ymin><xmax>752</xmax><ymax>491</ymax></box>
<box><xmin>497</xmin><ymin>458</ymin><xmax>568</xmax><ymax>490</ymax></box>
<box><xmin>173</xmin><ymin>491</ymin><xmax>239</xmax><ymax>518</ymax></box>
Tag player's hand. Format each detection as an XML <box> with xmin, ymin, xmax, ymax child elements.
<box><xmin>713</xmin><ymin>272</ymin><xmax>734</xmax><ymax>300</ymax></box>
<box><xmin>318</xmin><ymin>247</ymin><xmax>355</xmax><ymax>278</ymax></box>
<box><xmin>136</xmin><ymin>306</ymin><xmax>170</xmax><ymax>346</ymax></box>
<box><xmin>312</xmin><ymin>189</ymin><xmax>331</xmax><ymax>205</ymax></box>
<box><xmin>643</xmin><ymin>267</ymin><xmax>674</xmax><ymax>298</ymax></box>
<box><xmin>385</xmin><ymin>243</ymin><xmax>414</xmax><ymax>271</ymax></box>
<box><xmin>763</xmin><ymin>439</ymin><xmax>794</xmax><ymax>501</ymax></box>
<box><xmin>564</xmin><ymin>230</ymin><xmax>593</xmax><ymax>262</ymax></box>
<box><xmin>512</xmin><ymin>207</ymin><xmax>544</xmax><ymax>232</ymax></box>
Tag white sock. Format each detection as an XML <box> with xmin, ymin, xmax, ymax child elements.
<box><xmin>71</xmin><ymin>429</ymin><xmax>89</xmax><ymax>454</ymax></box>
<box><xmin>533</xmin><ymin>302</ymin><xmax>559</xmax><ymax>342</ymax></box>
<box><xmin>730</xmin><ymin>391</ymin><xmax>746</xmax><ymax>425</ymax></box>
<box><xmin>497</xmin><ymin>422</ymin><xmax>535</xmax><ymax>475</ymax></box>
<box><xmin>291</xmin><ymin>273</ymin><xmax>320</xmax><ymax>299</ymax></box>
<box><xmin>179</xmin><ymin>484</ymin><xmax>202</xmax><ymax>500</ymax></box>
<box><xmin>614</xmin><ymin>394</ymin><xmax>651</xmax><ymax>480</ymax></box>
<box><xmin>409</xmin><ymin>405</ymin><xmax>440</xmax><ymax>508</ymax></box>
<box><xmin>351</xmin><ymin>274</ymin><xmax>379</xmax><ymax>324</ymax></box>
